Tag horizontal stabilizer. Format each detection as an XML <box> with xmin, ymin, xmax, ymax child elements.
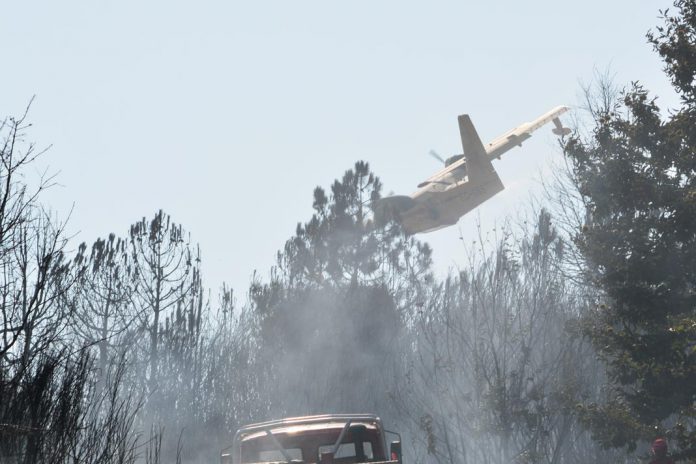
<box><xmin>552</xmin><ymin>117</ymin><xmax>571</xmax><ymax>136</ymax></box>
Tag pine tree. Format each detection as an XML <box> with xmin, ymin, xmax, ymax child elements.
<box><xmin>249</xmin><ymin>161</ymin><xmax>432</xmax><ymax>417</ymax></box>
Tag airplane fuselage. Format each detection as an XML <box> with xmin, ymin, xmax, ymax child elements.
<box><xmin>403</xmin><ymin>164</ymin><xmax>503</xmax><ymax>233</ymax></box>
<box><xmin>374</xmin><ymin>106</ymin><xmax>569</xmax><ymax>234</ymax></box>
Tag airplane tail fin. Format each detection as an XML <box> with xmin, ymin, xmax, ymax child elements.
<box><xmin>458</xmin><ymin>114</ymin><xmax>498</xmax><ymax>177</ymax></box>
<box><xmin>458</xmin><ymin>115</ymin><xmax>487</xmax><ymax>163</ymax></box>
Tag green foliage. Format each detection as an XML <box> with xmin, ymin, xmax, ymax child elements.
<box><xmin>565</xmin><ymin>0</ymin><xmax>696</xmax><ymax>454</ymax></box>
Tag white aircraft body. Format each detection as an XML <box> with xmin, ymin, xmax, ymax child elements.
<box><xmin>374</xmin><ymin>106</ymin><xmax>570</xmax><ymax>234</ymax></box>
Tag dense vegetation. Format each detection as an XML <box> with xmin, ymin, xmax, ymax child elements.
<box><xmin>564</xmin><ymin>1</ymin><xmax>696</xmax><ymax>458</ymax></box>
<box><xmin>1</xmin><ymin>1</ymin><xmax>695</xmax><ymax>462</ymax></box>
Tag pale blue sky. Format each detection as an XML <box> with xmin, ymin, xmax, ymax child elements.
<box><xmin>1</xmin><ymin>1</ymin><xmax>675</xmax><ymax>298</ymax></box>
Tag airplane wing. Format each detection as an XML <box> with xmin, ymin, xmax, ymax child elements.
<box><xmin>522</xmin><ymin>105</ymin><xmax>569</xmax><ymax>133</ymax></box>
<box><xmin>416</xmin><ymin>160</ymin><xmax>459</xmax><ymax>189</ymax></box>
<box><xmin>415</xmin><ymin>106</ymin><xmax>569</xmax><ymax>188</ymax></box>
<box><xmin>486</xmin><ymin>105</ymin><xmax>569</xmax><ymax>159</ymax></box>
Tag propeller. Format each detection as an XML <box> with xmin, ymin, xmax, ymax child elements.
<box><xmin>428</xmin><ymin>150</ymin><xmax>446</xmax><ymax>165</ymax></box>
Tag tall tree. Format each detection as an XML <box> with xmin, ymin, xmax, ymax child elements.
<box><xmin>249</xmin><ymin>161</ymin><xmax>432</xmax><ymax>418</ymax></box>
<box><xmin>276</xmin><ymin>160</ymin><xmax>432</xmax><ymax>304</ymax></box>
<box><xmin>128</xmin><ymin>210</ymin><xmax>202</xmax><ymax>393</ymax></box>
<box><xmin>68</xmin><ymin>234</ymin><xmax>135</xmax><ymax>385</ymax></box>
<box><xmin>0</xmin><ymin>104</ymin><xmax>71</xmax><ymax>372</ymax></box>
<box><xmin>0</xmin><ymin>106</ymin><xmax>151</xmax><ymax>464</ymax></box>
<box><xmin>564</xmin><ymin>0</ymin><xmax>696</xmax><ymax>455</ymax></box>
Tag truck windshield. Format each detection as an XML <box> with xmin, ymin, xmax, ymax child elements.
<box><xmin>239</xmin><ymin>421</ymin><xmax>384</xmax><ymax>464</ymax></box>
<box><xmin>258</xmin><ymin>449</ymin><xmax>303</xmax><ymax>462</ymax></box>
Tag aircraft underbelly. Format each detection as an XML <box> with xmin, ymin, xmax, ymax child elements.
<box><xmin>401</xmin><ymin>178</ymin><xmax>504</xmax><ymax>234</ymax></box>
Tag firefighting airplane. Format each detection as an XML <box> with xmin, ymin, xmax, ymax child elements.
<box><xmin>374</xmin><ymin>106</ymin><xmax>570</xmax><ymax>234</ymax></box>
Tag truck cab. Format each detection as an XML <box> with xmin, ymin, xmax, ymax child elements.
<box><xmin>221</xmin><ymin>414</ymin><xmax>402</xmax><ymax>464</ymax></box>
